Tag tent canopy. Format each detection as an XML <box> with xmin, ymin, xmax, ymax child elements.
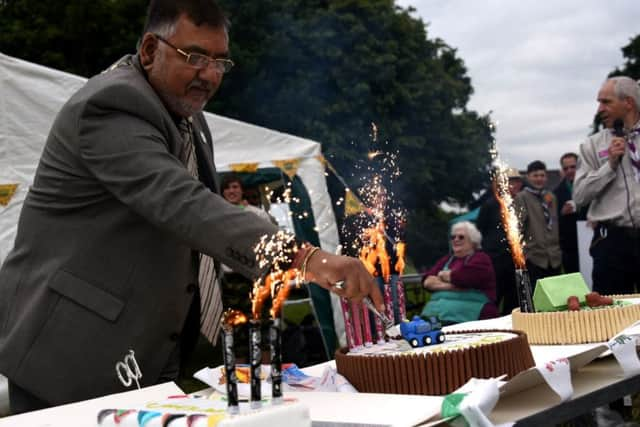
<box><xmin>0</xmin><ymin>52</ymin><xmax>339</xmax><ymax>261</ymax></box>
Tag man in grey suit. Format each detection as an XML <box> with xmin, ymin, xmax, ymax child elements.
<box><xmin>0</xmin><ymin>0</ymin><xmax>381</xmax><ymax>413</ymax></box>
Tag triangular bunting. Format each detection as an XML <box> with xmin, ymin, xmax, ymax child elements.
<box><xmin>344</xmin><ymin>189</ymin><xmax>365</xmax><ymax>216</ymax></box>
<box><xmin>229</xmin><ymin>163</ymin><xmax>259</xmax><ymax>173</ymax></box>
<box><xmin>273</xmin><ymin>159</ymin><xmax>301</xmax><ymax>179</ymax></box>
<box><xmin>0</xmin><ymin>183</ymin><xmax>19</xmax><ymax>207</ymax></box>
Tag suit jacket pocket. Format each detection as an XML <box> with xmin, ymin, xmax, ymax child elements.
<box><xmin>48</xmin><ymin>269</ymin><xmax>125</xmax><ymax>322</ymax></box>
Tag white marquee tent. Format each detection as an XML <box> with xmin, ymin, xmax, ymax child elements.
<box><xmin>0</xmin><ymin>52</ymin><xmax>340</xmax><ymax>262</ymax></box>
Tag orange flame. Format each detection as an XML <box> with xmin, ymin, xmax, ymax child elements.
<box><xmin>222</xmin><ymin>309</ymin><xmax>248</xmax><ymax>327</ymax></box>
<box><xmin>493</xmin><ymin>169</ymin><xmax>526</xmax><ymax>269</ymax></box>
<box><xmin>270</xmin><ymin>269</ymin><xmax>298</xmax><ymax>318</ymax></box>
<box><xmin>358</xmin><ymin>221</ymin><xmax>391</xmax><ymax>282</ymax></box>
<box><xmin>251</xmin><ymin>277</ymin><xmax>272</xmax><ymax>320</ymax></box>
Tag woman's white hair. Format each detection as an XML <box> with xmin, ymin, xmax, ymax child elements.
<box><xmin>451</xmin><ymin>221</ymin><xmax>482</xmax><ymax>249</ymax></box>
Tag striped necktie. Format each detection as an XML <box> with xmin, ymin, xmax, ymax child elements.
<box><xmin>179</xmin><ymin>117</ymin><xmax>223</xmax><ymax>344</ymax></box>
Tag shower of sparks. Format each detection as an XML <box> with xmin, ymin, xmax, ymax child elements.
<box><xmin>341</xmin><ymin>123</ymin><xmax>406</xmax><ymax>274</ymax></box>
<box><xmin>269</xmin><ymin>269</ymin><xmax>298</xmax><ymax>319</ymax></box>
<box><xmin>252</xmin><ymin>231</ymin><xmax>300</xmax><ymax>320</ymax></box>
<box><xmin>489</xmin><ymin>127</ymin><xmax>526</xmax><ymax>269</ymax></box>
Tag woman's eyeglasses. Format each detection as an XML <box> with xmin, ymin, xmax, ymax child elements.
<box><xmin>451</xmin><ymin>234</ymin><xmax>466</xmax><ymax>241</ymax></box>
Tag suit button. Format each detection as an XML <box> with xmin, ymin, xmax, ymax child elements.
<box><xmin>170</xmin><ymin>333</ymin><xmax>179</xmax><ymax>341</ymax></box>
<box><xmin>186</xmin><ymin>283</ymin><xmax>197</xmax><ymax>293</ymax></box>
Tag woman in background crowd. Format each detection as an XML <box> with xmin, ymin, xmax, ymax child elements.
<box><xmin>421</xmin><ymin>221</ymin><xmax>498</xmax><ymax>325</ymax></box>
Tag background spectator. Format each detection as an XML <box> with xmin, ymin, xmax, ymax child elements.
<box><xmin>421</xmin><ymin>221</ymin><xmax>497</xmax><ymax>325</ymax></box>
<box><xmin>574</xmin><ymin>76</ymin><xmax>640</xmax><ymax>295</ymax></box>
<box><xmin>516</xmin><ymin>160</ymin><xmax>562</xmax><ymax>289</ymax></box>
<box><xmin>553</xmin><ymin>152</ymin><xmax>588</xmax><ymax>273</ymax></box>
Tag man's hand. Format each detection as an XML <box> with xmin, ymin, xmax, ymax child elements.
<box><xmin>304</xmin><ymin>249</ymin><xmax>384</xmax><ymax>312</ymax></box>
<box><xmin>608</xmin><ymin>136</ymin><xmax>626</xmax><ymax>169</ymax></box>
<box><xmin>560</xmin><ymin>200</ymin><xmax>576</xmax><ymax>215</ymax></box>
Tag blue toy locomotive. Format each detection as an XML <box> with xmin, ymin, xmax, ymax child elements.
<box><xmin>400</xmin><ymin>315</ymin><xmax>446</xmax><ymax>347</ymax></box>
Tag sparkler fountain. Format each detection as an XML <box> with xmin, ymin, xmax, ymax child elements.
<box><xmin>490</xmin><ymin>141</ymin><xmax>535</xmax><ymax>313</ymax></box>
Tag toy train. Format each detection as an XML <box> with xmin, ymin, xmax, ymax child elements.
<box><xmin>400</xmin><ymin>315</ymin><xmax>446</xmax><ymax>348</ymax></box>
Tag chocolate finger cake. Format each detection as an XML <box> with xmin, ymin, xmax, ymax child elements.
<box><xmin>335</xmin><ymin>329</ymin><xmax>534</xmax><ymax>395</ymax></box>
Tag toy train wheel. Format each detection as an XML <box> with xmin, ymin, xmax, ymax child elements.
<box><xmin>410</xmin><ymin>338</ymin><xmax>419</xmax><ymax>348</ymax></box>
<box><xmin>437</xmin><ymin>333</ymin><xmax>445</xmax><ymax>343</ymax></box>
<box><xmin>423</xmin><ymin>336</ymin><xmax>432</xmax><ymax>345</ymax></box>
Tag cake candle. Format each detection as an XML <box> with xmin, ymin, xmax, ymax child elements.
<box><xmin>269</xmin><ymin>318</ymin><xmax>283</xmax><ymax>403</ymax></box>
<box><xmin>350</xmin><ymin>301</ymin><xmax>364</xmax><ymax>349</ymax></box>
<box><xmin>340</xmin><ymin>297</ymin><xmax>356</xmax><ymax>350</ymax></box>
<box><xmin>397</xmin><ymin>279</ymin><xmax>406</xmax><ymax>321</ymax></box>
<box><xmin>221</xmin><ymin>309</ymin><xmax>247</xmax><ymax>414</ymax></box>
<box><xmin>515</xmin><ymin>269</ymin><xmax>535</xmax><ymax>313</ymax></box>
<box><xmin>249</xmin><ymin>320</ymin><xmax>262</xmax><ymax>408</ymax></box>
<box><xmin>373</xmin><ymin>313</ymin><xmax>385</xmax><ymax>344</ymax></box>
<box><xmin>361</xmin><ymin>302</ymin><xmax>373</xmax><ymax>346</ymax></box>
<box><xmin>221</xmin><ymin>325</ymin><xmax>239</xmax><ymax>413</ymax></box>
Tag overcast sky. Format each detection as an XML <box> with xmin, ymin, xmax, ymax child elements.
<box><xmin>396</xmin><ymin>0</ymin><xmax>640</xmax><ymax>170</ymax></box>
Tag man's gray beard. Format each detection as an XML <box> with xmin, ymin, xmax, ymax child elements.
<box><xmin>159</xmin><ymin>90</ymin><xmax>206</xmax><ymax>118</ymax></box>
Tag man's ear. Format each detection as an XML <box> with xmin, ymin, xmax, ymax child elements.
<box><xmin>139</xmin><ymin>33</ymin><xmax>158</xmax><ymax>68</ymax></box>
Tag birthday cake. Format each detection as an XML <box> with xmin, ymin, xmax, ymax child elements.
<box><xmin>97</xmin><ymin>395</ymin><xmax>310</xmax><ymax>427</ymax></box>
<box><xmin>511</xmin><ymin>273</ymin><xmax>640</xmax><ymax>344</ymax></box>
<box><xmin>335</xmin><ymin>329</ymin><xmax>534</xmax><ymax>395</ymax></box>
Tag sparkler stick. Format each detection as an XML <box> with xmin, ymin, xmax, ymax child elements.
<box><xmin>361</xmin><ymin>302</ymin><xmax>373</xmax><ymax>346</ymax></box>
<box><xmin>373</xmin><ymin>312</ymin><xmax>385</xmax><ymax>344</ymax></box>
<box><xmin>397</xmin><ymin>279</ymin><xmax>407</xmax><ymax>321</ymax></box>
<box><xmin>350</xmin><ymin>301</ymin><xmax>364</xmax><ymax>349</ymax></box>
<box><xmin>340</xmin><ymin>297</ymin><xmax>356</xmax><ymax>350</ymax></box>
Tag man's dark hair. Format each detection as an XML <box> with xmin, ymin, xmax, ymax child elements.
<box><xmin>526</xmin><ymin>160</ymin><xmax>546</xmax><ymax>173</ymax></box>
<box><xmin>221</xmin><ymin>173</ymin><xmax>243</xmax><ymax>191</ymax></box>
<box><xmin>143</xmin><ymin>0</ymin><xmax>229</xmax><ymax>37</ymax></box>
<box><xmin>559</xmin><ymin>152</ymin><xmax>578</xmax><ymax>165</ymax></box>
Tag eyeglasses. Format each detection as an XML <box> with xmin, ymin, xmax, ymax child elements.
<box><xmin>451</xmin><ymin>234</ymin><xmax>466</xmax><ymax>241</ymax></box>
<box><xmin>154</xmin><ymin>35</ymin><xmax>234</xmax><ymax>74</ymax></box>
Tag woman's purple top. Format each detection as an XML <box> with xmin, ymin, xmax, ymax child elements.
<box><xmin>422</xmin><ymin>251</ymin><xmax>498</xmax><ymax>319</ymax></box>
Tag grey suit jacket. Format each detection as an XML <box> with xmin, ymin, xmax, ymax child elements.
<box><xmin>0</xmin><ymin>54</ymin><xmax>278</xmax><ymax>405</ymax></box>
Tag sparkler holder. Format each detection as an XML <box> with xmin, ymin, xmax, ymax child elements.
<box><xmin>515</xmin><ymin>269</ymin><xmax>535</xmax><ymax>313</ymax></box>
<box><xmin>269</xmin><ymin>318</ymin><xmax>283</xmax><ymax>403</ymax></box>
<box><xmin>339</xmin><ymin>297</ymin><xmax>356</xmax><ymax>350</ymax></box>
<box><xmin>350</xmin><ymin>301</ymin><xmax>364</xmax><ymax>350</ymax></box>
<box><xmin>397</xmin><ymin>278</ymin><xmax>406</xmax><ymax>321</ymax></box>
<box><xmin>220</xmin><ymin>326</ymin><xmax>239</xmax><ymax>414</ymax></box>
<box><xmin>361</xmin><ymin>302</ymin><xmax>373</xmax><ymax>346</ymax></box>
<box><xmin>249</xmin><ymin>320</ymin><xmax>262</xmax><ymax>408</ymax></box>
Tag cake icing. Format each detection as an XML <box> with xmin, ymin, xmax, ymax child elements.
<box><xmin>97</xmin><ymin>395</ymin><xmax>310</xmax><ymax>427</ymax></box>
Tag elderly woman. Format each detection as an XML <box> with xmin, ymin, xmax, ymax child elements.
<box><xmin>421</xmin><ymin>221</ymin><xmax>498</xmax><ymax>325</ymax></box>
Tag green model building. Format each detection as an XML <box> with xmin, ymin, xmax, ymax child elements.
<box><xmin>532</xmin><ymin>272</ymin><xmax>590</xmax><ymax>312</ymax></box>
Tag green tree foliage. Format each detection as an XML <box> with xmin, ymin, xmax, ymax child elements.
<box><xmin>0</xmin><ymin>0</ymin><xmax>493</xmax><ymax>267</ymax></box>
<box><xmin>610</xmin><ymin>34</ymin><xmax>640</xmax><ymax>79</ymax></box>
<box><xmin>214</xmin><ymin>0</ymin><xmax>493</xmax><ymax>266</ymax></box>
<box><xmin>0</xmin><ymin>0</ymin><xmax>146</xmax><ymax>77</ymax></box>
